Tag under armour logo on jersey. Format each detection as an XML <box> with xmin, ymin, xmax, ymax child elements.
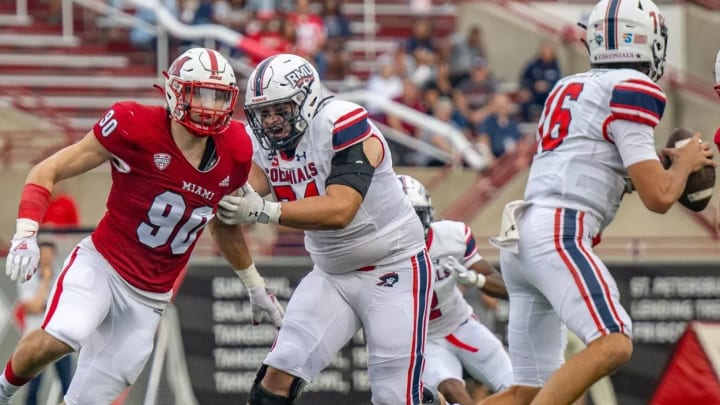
<box><xmin>154</xmin><ymin>153</ymin><xmax>171</xmax><ymax>170</ymax></box>
<box><xmin>376</xmin><ymin>272</ymin><xmax>399</xmax><ymax>287</ymax></box>
<box><xmin>219</xmin><ymin>176</ymin><xmax>230</xmax><ymax>187</ymax></box>
<box><xmin>295</xmin><ymin>151</ymin><xmax>307</xmax><ymax>161</ymax></box>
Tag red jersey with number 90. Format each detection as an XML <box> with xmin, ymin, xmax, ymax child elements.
<box><xmin>91</xmin><ymin>101</ymin><xmax>251</xmax><ymax>293</ymax></box>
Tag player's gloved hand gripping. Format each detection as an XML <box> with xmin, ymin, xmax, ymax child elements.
<box><xmin>234</xmin><ymin>263</ymin><xmax>285</xmax><ymax>328</ymax></box>
<box><xmin>440</xmin><ymin>256</ymin><xmax>486</xmax><ymax>289</ymax></box>
<box><xmin>6</xmin><ymin>218</ymin><xmax>41</xmax><ymax>283</ymax></box>
<box><xmin>216</xmin><ymin>184</ymin><xmax>281</xmax><ymax>225</ymax></box>
<box><xmin>7</xmin><ymin>184</ymin><xmax>52</xmax><ymax>283</ymax></box>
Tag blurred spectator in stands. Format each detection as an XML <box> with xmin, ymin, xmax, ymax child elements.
<box><xmin>366</xmin><ymin>56</ymin><xmax>404</xmax><ymax>115</ymax></box>
<box><xmin>129</xmin><ymin>0</ymin><xmax>180</xmax><ymax>51</ymax></box>
<box><xmin>180</xmin><ymin>0</ymin><xmax>198</xmax><ymax>23</ymax></box>
<box><xmin>383</xmin><ymin>79</ymin><xmax>430</xmax><ymax>165</ymax></box>
<box><xmin>448</xmin><ymin>25</ymin><xmax>486</xmax><ymax>86</ymax></box>
<box><xmin>16</xmin><ymin>241</ymin><xmax>73</xmax><ymax>405</ymax></box>
<box><xmin>189</xmin><ymin>0</ymin><xmax>216</xmax><ymax>24</ymax></box>
<box><xmin>423</xmin><ymin>61</ymin><xmax>454</xmax><ymax>99</ymax></box>
<box><xmin>321</xmin><ymin>0</ymin><xmax>352</xmax><ymax>48</ymax></box>
<box><xmin>245</xmin><ymin>11</ymin><xmax>293</xmax><ymax>64</ymax></box>
<box><xmin>424</xmin><ymin>62</ymin><xmax>472</xmax><ymax>135</ymax></box>
<box><xmin>324</xmin><ymin>47</ymin><xmax>351</xmax><ymax>81</ymax></box>
<box><xmin>391</xmin><ymin>41</ymin><xmax>417</xmax><ymax>80</ymax></box>
<box><xmin>475</xmin><ymin>93</ymin><xmax>522</xmax><ymax>162</ymax></box>
<box><xmin>280</xmin><ymin>14</ymin><xmax>298</xmax><ymax>50</ymax></box>
<box><xmin>247</xmin><ymin>0</ymin><xmax>278</xmax><ymax>14</ymax></box>
<box><xmin>213</xmin><ymin>0</ymin><xmax>253</xmax><ymax>32</ymax></box>
<box><xmin>409</xmin><ymin>46</ymin><xmax>436</xmax><ymax>88</ymax></box>
<box><xmin>405</xmin><ymin>18</ymin><xmax>435</xmax><ymax>53</ymax></box>
<box><xmin>287</xmin><ymin>0</ymin><xmax>328</xmax><ymax>77</ymax></box>
<box><xmin>387</xmin><ymin>79</ymin><xmax>428</xmax><ymax>138</ymax></box>
<box><xmin>517</xmin><ymin>41</ymin><xmax>561</xmax><ymax>122</ymax></box>
<box><xmin>410</xmin><ymin>97</ymin><xmax>460</xmax><ymax>167</ymax></box>
<box><xmin>319</xmin><ymin>0</ymin><xmax>351</xmax><ymax>82</ymax></box>
<box><xmin>455</xmin><ymin>56</ymin><xmax>496</xmax><ymax>126</ymax></box>
<box><xmin>41</xmin><ymin>185</ymin><xmax>79</xmax><ymax>229</ymax></box>
<box><xmin>180</xmin><ymin>0</ymin><xmax>213</xmax><ymax>25</ymax></box>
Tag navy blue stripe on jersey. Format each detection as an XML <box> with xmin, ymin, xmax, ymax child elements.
<box><xmin>610</xmin><ymin>82</ymin><xmax>666</xmax><ymax>127</ymax></box>
<box><xmin>253</xmin><ymin>56</ymin><xmax>277</xmax><ymax>97</ymax></box>
<box><xmin>561</xmin><ymin>209</ymin><xmax>622</xmax><ymax>335</ymax></box>
<box><xmin>332</xmin><ymin>109</ymin><xmax>371</xmax><ymax>150</ymax></box>
<box><xmin>606</xmin><ymin>0</ymin><xmax>621</xmax><ymax>50</ymax></box>
<box><xmin>464</xmin><ymin>229</ymin><xmax>477</xmax><ymax>259</ymax></box>
<box><xmin>407</xmin><ymin>249</ymin><xmax>431</xmax><ymax>405</ymax></box>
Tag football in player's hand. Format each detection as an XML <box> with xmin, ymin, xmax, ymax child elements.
<box><xmin>662</xmin><ymin>128</ymin><xmax>716</xmax><ymax>212</ymax></box>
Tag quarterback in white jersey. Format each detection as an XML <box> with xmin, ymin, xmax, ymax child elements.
<box><xmin>217</xmin><ymin>54</ymin><xmax>439</xmax><ymax>405</ymax></box>
<box><xmin>483</xmin><ymin>1</ymin><xmax>715</xmax><ymax>405</ymax></box>
<box><xmin>399</xmin><ymin>175</ymin><xmax>513</xmax><ymax>405</ymax></box>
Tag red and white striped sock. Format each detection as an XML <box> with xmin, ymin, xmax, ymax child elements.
<box><xmin>0</xmin><ymin>359</ymin><xmax>32</xmax><ymax>401</ymax></box>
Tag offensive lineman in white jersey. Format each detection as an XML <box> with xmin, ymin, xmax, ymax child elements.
<box><xmin>398</xmin><ymin>175</ymin><xmax>514</xmax><ymax>405</ymax></box>
<box><xmin>483</xmin><ymin>1</ymin><xmax>716</xmax><ymax>404</ymax></box>
<box><xmin>216</xmin><ymin>54</ymin><xmax>443</xmax><ymax>405</ymax></box>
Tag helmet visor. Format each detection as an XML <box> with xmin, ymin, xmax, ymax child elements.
<box><xmin>187</xmin><ymin>85</ymin><xmax>235</xmax><ymax>110</ymax></box>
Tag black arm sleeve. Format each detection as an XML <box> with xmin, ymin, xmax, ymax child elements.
<box><xmin>325</xmin><ymin>142</ymin><xmax>376</xmax><ymax>199</ymax></box>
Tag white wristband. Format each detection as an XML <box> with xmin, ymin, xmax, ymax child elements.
<box><xmin>234</xmin><ymin>263</ymin><xmax>265</xmax><ymax>290</ymax></box>
<box><xmin>262</xmin><ymin>201</ymin><xmax>282</xmax><ymax>225</ymax></box>
<box><xmin>474</xmin><ymin>273</ymin><xmax>487</xmax><ymax>289</ymax></box>
<box><xmin>15</xmin><ymin>218</ymin><xmax>39</xmax><ymax>238</ymax></box>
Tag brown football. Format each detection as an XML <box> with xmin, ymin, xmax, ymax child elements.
<box><xmin>662</xmin><ymin>128</ymin><xmax>716</xmax><ymax>212</ymax></box>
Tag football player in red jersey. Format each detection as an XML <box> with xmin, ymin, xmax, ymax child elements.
<box><xmin>0</xmin><ymin>48</ymin><xmax>284</xmax><ymax>405</ymax></box>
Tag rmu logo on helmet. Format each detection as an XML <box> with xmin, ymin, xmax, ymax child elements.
<box><xmin>284</xmin><ymin>64</ymin><xmax>315</xmax><ymax>89</ymax></box>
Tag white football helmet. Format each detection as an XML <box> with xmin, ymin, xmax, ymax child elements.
<box><xmin>164</xmin><ymin>48</ymin><xmax>239</xmax><ymax>136</ymax></box>
<box><xmin>584</xmin><ymin>0</ymin><xmax>668</xmax><ymax>81</ymax></box>
<box><xmin>398</xmin><ymin>175</ymin><xmax>435</xmax><ymax>231</ymax></box>
<box><xmin>244</xmin><ymin>53</ymin><xmax>326</xmax><ymax>151</ymax></box>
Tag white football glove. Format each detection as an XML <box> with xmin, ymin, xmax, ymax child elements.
<box><xmin>216</xmin><ymin>184</ymin><xmax>281</xmax><ymax>225</ymax></box>
<box><xmin>6</xmin><ymin>219</ymin><xmax>40</xmax><ymax>283</ymax></box>
<box><xmin>440</xmin><ymin>255</ymin><xmax>486</xmax><ymax>289</ymax></box>
<box><xmin>247</xmin><ymin>286</ymin><xmax>285</xmax><ymax>328</ymax></box>
<box><xmin>235</xmin><ymin>263</ymin><xmax>284</xmax><ymax>328</ymax></box>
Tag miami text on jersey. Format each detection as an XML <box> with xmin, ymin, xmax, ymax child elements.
<box><xmin>182</xmin><ymin>181</ymin><xmax>216</xmax><ymax>200</ymax></box>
